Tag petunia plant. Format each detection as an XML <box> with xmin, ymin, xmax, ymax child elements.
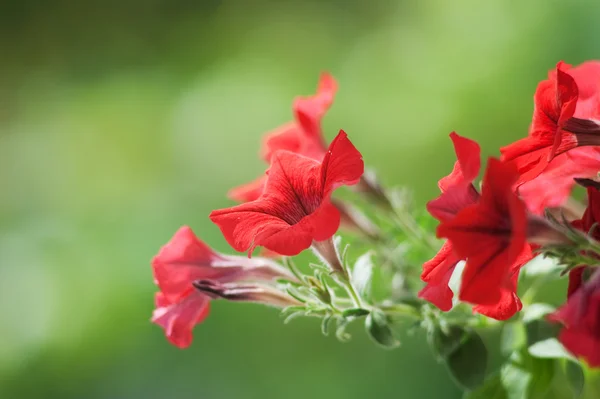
<box><xmin>151</xmin><ymin>62</ymin><xmax>600</xmax><ymax>398</ymax></box>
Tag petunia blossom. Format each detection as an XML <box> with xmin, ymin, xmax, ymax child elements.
<box><xmin>228</xmin><ymin>73</ymin><xmax>337</xmax><ymax>202</ymax></box>
<box><xmin>565</xmin><ymin>178</ymin><xmax>600</xmax><ymax>296</ymax></box>
<box><xmin>437</xmin><ymin>158</ymin><xmax>530</xmax><ymax>306</ymax></box>
<box><xmin>518</xmin><ymin>147</ymin><xmax>600</xmax><ymax>215</ymax></box>
<box><xmin>550</xmin><ymin>269</ymin><xmax>600</xmax><ymax>367</ymax></box>
<box><xmin>419</xmin><ymin>132</ymin><xmax>481</xmax><ymax>312</ymax></box>
<box><xmin>501</xmin><ymin>61</ymin><xmax>600</xmax><ymax>186</ymax></box>
<box><xmin>210</xmin><ymin>130</ymin><xmax>364</xmax><ymax>259</ymax></box>
<box><xmin>261</xmin><ymin>72</ymin><xmax>337</xmax><ymax>162</ymax></box>
<box><xmin>151</xmin><ymin>226</ymin><xmax>294</xmax><ymax>348</ymax></box>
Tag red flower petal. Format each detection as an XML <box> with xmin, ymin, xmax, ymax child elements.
<box><xmin>473</xmin><ymin>286</ymin><xmax>522</xmax><ymax>321</ymax></box>
<box><xmin>559</xmin><ymin>61</ymin><xmax>600</xmax><ymax>117</ymax></box>
<box><xmin>152</xmin><ymin>226</ymin><xmax>240</xmax><ymax>303</ymax></box>
<box><xmin>227</xmin><ymin>176</ymin><xmax>266</xmax><ymax>203</ymax></box>
<box><xmin>427</xmin><ymin>133</ymin><xmax>481</xmax><ymax>222</ymax></box>
<box><xmin>152</xmin><ymin>290</ymin><xmax>211</xmax><ymax>349</ymax></box>
<box><xmin>260</xmin><ymin>73</ymin><xmax>337</xmax><ymax>162</ymax></box>
<box><xmin>518</xmin><ymin>148</ymin><xmax>600</xmax><ymax>214</ymax></box>
<box><xmin>438</xmin><ymin>132</ymin><xmax>481</xmax><ymax>191</ymax></box>
<box><xmin>438</xmin><ymin>158</ymin><xmax>527</xmax><ymax>306</ymax></box>
<box><xmin>260</xmin><ymin>122</ymin><xmax>307</xmax><ymax>162</ymax></box>
<box><xmin>558</xmin><ymin>328</ymin><xmax>600</xmax><ymax>367</ymax></box>
<box><xmin>420</xmin><ymin>133</ymin><xmax>482</xmax><ymax>310</ymax></box>
<box><xmin>418</xmin><ymin>241</ymin><xmax>460</xmax><ymax>311</ymax></box>
<box><xmin>320</xmin><ymin>130</ymin><xmax>364</xmax><ymax>195</ymax></box>
<box><xmin>427</xmin><ymin>184</ymin><xmax>480</xmax><ymax>223</ymax></box>
<box><xmin>293</xmin><ymin>72</ymin><xmax>337</xmax><ymax>144</ymax></box>
<box><xmin>568</xmin><ymin>267</ymin><xmax>586</xmax><ymax>298</ymax></box>
<box><xmin>211</xmin><ymin>131</ymin><xmax>363</xmax><ymax>256</ymax></box>
<box><xmin>501</xmin><ymin>62</ymin><xmax>580</xmax><ymax>184</ymax></box>
<box><xmin>472</xmin><ymin>247</ymin><xmax>531</xmax><ymax>320</ymax></box>
<box><xmin>551</xmin><ymin>271</ymin><xmax>600</xmax><ymax>367</ymax></box>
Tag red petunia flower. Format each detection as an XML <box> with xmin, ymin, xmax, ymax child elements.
<box><xmin>550</xmin><ymin>270</ymin><xmax>600</xmax><ymax>367</ymax></box>
<box><xmin>151</xmin><ymin>226</ymin><xmax>293</xmax><ymax>348</ymax></box>
<box><xmin>418</xmin><ymin>241</ymin><xmax>460</xmax><ymax>311</ymax></box>
<box><xmin>517</xmin><ymin>61</ymin><xmax>600</xmax><ymax>214</ymax></box>
<box><xmin>261</xmin><ymin>73</ymin><xmax>337</xmax><ymax>162</ymax></box>
<box><xmin>228</xmin><ymin>175</ymin><xmax>267</xmax><ymax>203</ymax></box>
<box><xmin>501</xmin><ymin>61</ymin><xmax>600</xmax><ymax>186</ymax></box>
<box><xmin>549</xmin><ymin>181</ymin><xmax>600</xmax><ymax>366</ymax></box>
<box><xmin>227</xmin><ymin>73</ymin><xmax>337</xmax><ymax>202</ymax></box>
<box><xmin>471</xmin><ymin>245</ymin><xmax>532</xmax><ymax>321</ymax></box>
<box><xmin>518</xmin><ymin>147</ymin><xmax>600</xmax><ymax>215</ymax></box>
<box><xmin>419</xmin><ymin>133</ymin><xmax>481</xmax><ymax>311</ymax></box>
<box><xmin>210</xmin><ymin>130</ymin><xmax>364</xmax><ymax>257</ymax></box>
<box><xmin>565</xmin><ymin>179</ymin><xmax>600</xmax><ymax>296</ymax></box>
<box><xmin>437</xmin><ymin>158</ymin><xmax>529</xmax><ymax>306</ymax></box>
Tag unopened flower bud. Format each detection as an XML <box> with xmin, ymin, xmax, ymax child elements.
<box><xmin>193</xmin><ymin>280</ymin><xmax>302</xmax><ymax>308</ymax></box>
<box><xmin>311</xmin><ymin>237</ymin><xmax>345</xmax><ymax>274</ymax></box>
<box><xmin>526</xmin><ymin>215</ymin><xmax>573</xmax><ymax>246</ymax></box>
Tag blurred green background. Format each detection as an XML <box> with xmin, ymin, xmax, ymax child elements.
<box><xmin>2</xmin><ymin>0</ymin><xmax>600</xmax><ymax>398</ymax></box>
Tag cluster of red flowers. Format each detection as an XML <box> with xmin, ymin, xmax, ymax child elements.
<box><xmin>152</xmin><ymin>74</ymin><xmax>365</xmax><ymax>348</ymax></box>
<box><xmin>151</xmin><ymin>62</ymin><xmax>600</xmax><ymax>368</ymax></box>
<box><xmin>422</xmin><ymin>61</ymin><xmax>600</xmax><ymax>366</ymax></box>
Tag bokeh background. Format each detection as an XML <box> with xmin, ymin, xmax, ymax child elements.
<box><xmin>2</xmin><ymin>0</ymin><xmax>600</xmax><ymax>398</ymax></box>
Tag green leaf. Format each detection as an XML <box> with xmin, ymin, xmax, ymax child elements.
<box><xmin>321</xmin><ymin>314</ymin><xmax>332</xmax><ymax>336</ymax></box>
<box><xmin>365</xmin><ymin>310</ymin><xmax>400</xmax><ymax>349</ymax></box>
<box><xmin>342</xmin><ymin>308</ymin><xmax>370</xmax><ymax>318</ymax></box>
<box><xmin>445</xmin><ymin>330</ymin><xmax>488</xmax><ymax>390</ymax></box>
<box><xmin>525</xmin><ymin>320</ymin><xmax>561</xmax><ymax>347</ymax></box>
<box><xmin>501</xmin><ymin>322</ymin><xmax>527</xmax><ymax>356</ymax></box>
<box><xmin>285</xmin><ymin>287</ymin><xmax>307</xmax><ymax>303</ymax></box>
<box><xmin>283</xmin><ymin>311</ymin><xmax>305</xmax><ymax>324</ymax></box>
<box><xmin>335</xmin><ymin>318</ymin><xmax>351</xmax><ymax>342</ymax></box>
<box><xmin>500</xmin><ymin>351</ymin><xmax>554</xmax><ymax>399</ymax></box>
<box><xmin>528</xmin><ymin>338</ymin><xmax>585</xmax><ymax>398</ymax></box>
<box><xmin>522</xmin><ymin>304</ymin><xmax>555</xmax><ymax>323</ymax></box>
<box><xmin>464</xmin><ymin>374</ymin><xmax>507</xmax><ymax>399</ymax></box>
<box><xmin>528</xmin><ymin>338</ymin><xmax>576</xmax><ymax>362</ymax></box>
<box><xmin>564</xmin><ymin>360</ymin><xmax>585</xmax><ymax>398</ymax></box>
<box><xmin>352</xmin><ymin>252</ymin><xmax>374</xmax><ymax>298</ymax></box>
<box><xmin>428</xmin><ymin>324</ymin><xmax>467</xmax><ymax>360</ymax></box>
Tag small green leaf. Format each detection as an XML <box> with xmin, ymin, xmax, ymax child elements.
<box><xmin>529</xmin><ymin>338</ymin><xmax>576</xmax><ymax>362</ymax></box>
<box><xmin>445</xmin><ymin>330</ymin><xmax>488</xmax><ymax>390</ymax></box>
<box><xmin>525</xmin><ymin>320</ymin><xmax>561</xmax><ymax>347</ymax></box>
<box><xmin>523</xmin><ymin>304</ymin><xmax>555</xmax><ymax>323</ymax></box>
<box><xmin>321</xmin><ymin>314</ymin><xmax>332</xmax><ymax>336</ymax></box>
<box><xmin>335</xmin><ymin>319</ymin><xmax>351</xmax><ymax>342</ymax></box>
<box><xmin>428</xmin><ymin>325</ymin><xmax>467</xmax><ymax>360</ymax></box>
<box><xmin>500</xmin><ymin>351</ymin><xmax>554</xmax><ymax>399</ymax></box>
<box><xmin>283</xmin><ymin>311</ymin><xmax>304</xmax><ymax>324</ymax></box>
<box><xmin>365</xmin><ymin>310</ymin><xmax>400</xmax><ymax>349</ymax></box>
<box><xmin>464</xmin><ymin>374</ymin><xmax>507</xmax><ymax>399</ymax></box>
<box><xmin>564</xmin><ymin>360</ymin><xmax>585</xmax><ymax>398</ymax></box>
<box><xmin>286</xmin><ymin>287</ymin><xmax>307</xmax><ymax>303</ymax></box>
<box><xmin>352</xmin><ymin>252</ymin><xmax>374</xmax><ymax>297</ymax></box>
<box><xmin>528</xmin><ymin>338</ymin><xmax>585</xmax><ymax>398</ymax></box>
<box><xmin>342</xmin><ymin>308</ymin><xmax>370</xmax><ymax>318</ymax></box>
<box><xmin>501</xmin><ymin>322</ymin><xmax>527</xmax><ymax>356</ymax></box>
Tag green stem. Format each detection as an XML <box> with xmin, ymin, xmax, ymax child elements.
<box><xmin>344</xmin><ymin>277</ymin><xmax>363</xmax><ymax>308</ymax></box>
<box><xmin>379</xmin><ymin>303</ymin><xmax>422</xmax><ymax>320</ymax></box>
<box><xmin>390</xmin><ymin>210</ymin><xmax>439</xmax><ymax>253</ymax></box>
